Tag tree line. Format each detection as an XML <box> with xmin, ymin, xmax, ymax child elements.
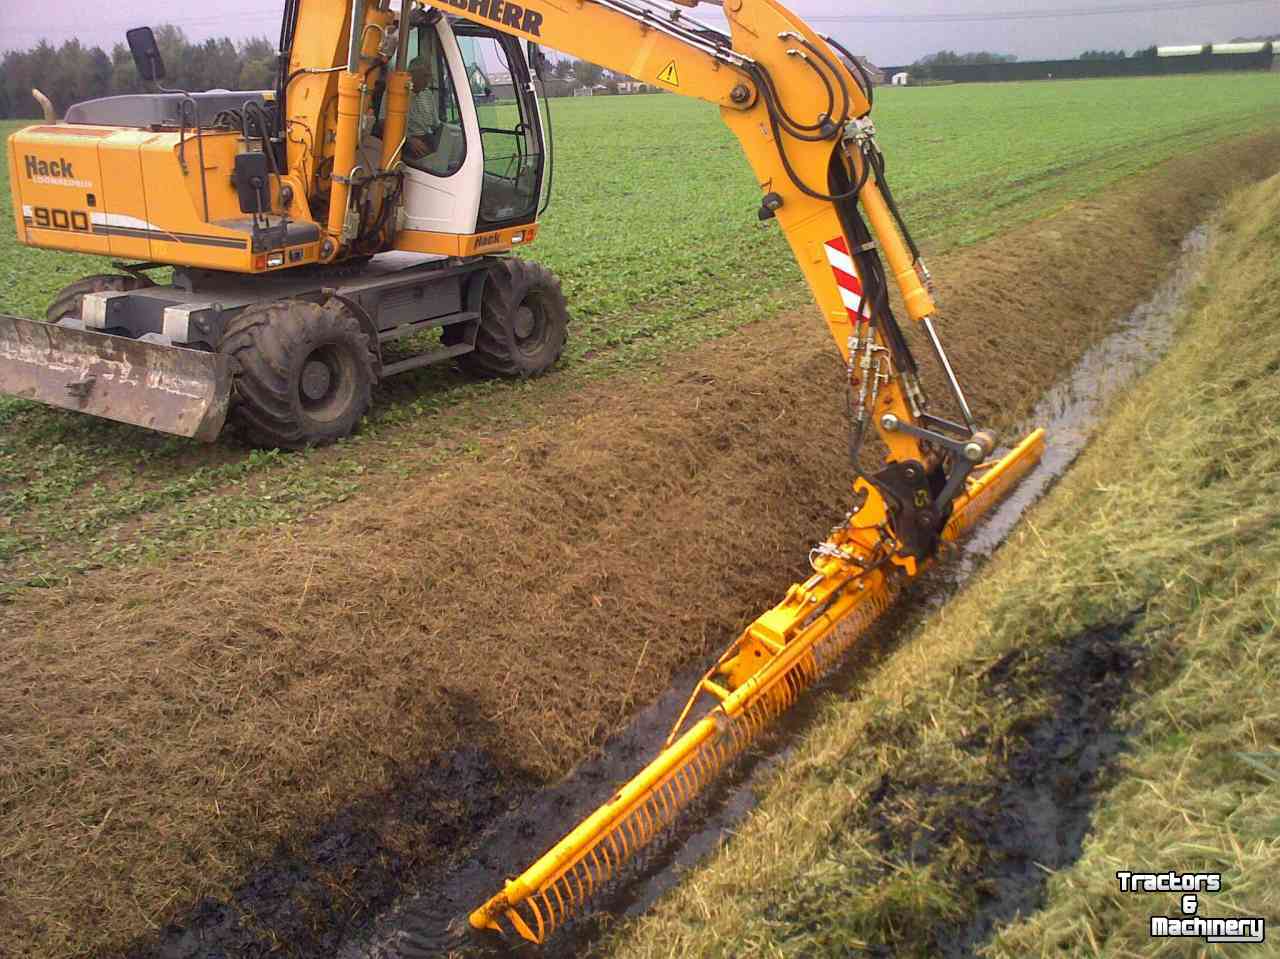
<box><xmin>913</xmin><ymin>51</ymin><xmax>1019</xmax><ymax>67</ymax></box>
<box><xmin>908</xmin><ymin>40</ymin><xmax>1278</xmax><ymax>71</ymax></box>
<box><xmin>0</xmin><ymin>28</ymin><xmax>636</xmax><ymax>119</ymax></box>
<box><xmin>1</xmin><ymin>26</ymin><xmax>277</xmax><ymax>119</ymax></box>
<box><xmin>7</xmin><ymin>30</ymin><xmax>1273</xmax><ymax>117</ymax></box>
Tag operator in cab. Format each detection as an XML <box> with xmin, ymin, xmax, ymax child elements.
<box><xmin>406</xmin><ymin>55</ymin><xmax>443</xmax><ymax>169</ymax></box>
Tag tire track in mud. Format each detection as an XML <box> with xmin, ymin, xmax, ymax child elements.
<box><xmin>3</xmin><ymin>134</ymin><xmax>1279</xmax><ymax>959</ymax></box>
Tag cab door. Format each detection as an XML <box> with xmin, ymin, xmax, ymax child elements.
<box><xmin>397</xmin><ymin>17</ymin><xmax>545</xmax><ymax>239</ymax></box>
<box><xmin>399</xmin><ymin>17</ymin><xmax>483</xmax><ymax>236</ymax></box>
<box><xmin>452</xmin><ymin>24</ymin><xmax>546</xmax><ymax>231</ymax></box>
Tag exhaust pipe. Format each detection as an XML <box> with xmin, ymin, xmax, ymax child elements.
<box><xmin>31</xmin><ymin>88</ymin><xmax>56</xmax><ymax>123</ymax></box>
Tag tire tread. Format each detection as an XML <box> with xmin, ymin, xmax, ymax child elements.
<box><xmin>460</xmin><ymin>259</ymin><xmax>569</xmax><ymax>378</ymax></box>
<box><xmin>221</xmin><ymin>298</ymin><xmax>375</xmax><ymax>449</ymax></box>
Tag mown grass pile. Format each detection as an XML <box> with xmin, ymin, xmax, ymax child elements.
<box><xmin>603</xmin><ymin>175</ymin><xmax>1280</xmax><ymax>958</ymax></box>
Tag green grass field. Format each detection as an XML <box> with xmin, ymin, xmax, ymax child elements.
<box><xmin>0</xmin><ymin>72</ymin><xmax>1277</xmax><ymax>592</ymax></box>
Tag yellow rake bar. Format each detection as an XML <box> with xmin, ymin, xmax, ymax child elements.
<box><xmin>470</xmin><ymin>428</ymin><xmax>1047</xmax><ymax>943</ymax></box>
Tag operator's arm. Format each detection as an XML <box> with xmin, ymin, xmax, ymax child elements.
<box><xmin>405</xmin><ymin>89</ymin><xmax>441</xmax><ymax>160</ymax></box>
<box><xmin>331</xmin><ymin>0</ymin><xmax>960</xmax><ymax>468</ymax></box>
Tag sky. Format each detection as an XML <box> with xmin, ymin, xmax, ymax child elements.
<box><xmin>2</xmin><ymin>0</ymin><xmax>1277</xmax><ymax>64</ymax></box>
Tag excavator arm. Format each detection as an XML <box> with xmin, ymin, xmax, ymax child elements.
<box><xmin>313</xmin><ymin>0</ymin><xmax>1047</xmax><ymax>941</ymax></box>
<box><xmin>403</xmin><ymin>0</ymin><xmax>1017</xmax><ymax>526</ymax></box>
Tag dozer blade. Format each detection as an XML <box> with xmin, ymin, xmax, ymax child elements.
<box><xmin>471</xmin><ymin>428</ymin><xmax>1047</xmax><ymax>944</ymax></box>
<box><xmin>0</xmin><ymin>313</ymin><xmax>233</xmax><ymax>442</ymax></box>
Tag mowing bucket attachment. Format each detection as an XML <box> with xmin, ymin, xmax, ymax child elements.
<box><xmin>471</xmin><ymin>428</ymin><xmax>1046</xmax><ymax>943</ymax></box>
<box><xmin>0</xmin><ymin>313</ymin><xmax>234</xmax><ymax>441</ymax></box>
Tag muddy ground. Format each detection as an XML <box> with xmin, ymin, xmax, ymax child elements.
<box><xmin>851</xmin><ymin>615</ymin><xmax>1145</xmax><ymax>958</ymax></box>
<box><xmin>2</xmin><ymin>133</ymin><xmax>1278</xmax><ymax>959</ymax></box>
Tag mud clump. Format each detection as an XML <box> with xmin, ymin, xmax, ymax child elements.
<box><xmin>857</xmin><ymin>616</ymin><xmax>1144</xmax><ymax>958</ymax></box>
<box><xmin>134</xmin><ymin>749</ymin><xmax>527</xmax><ymax>959</ymax></box>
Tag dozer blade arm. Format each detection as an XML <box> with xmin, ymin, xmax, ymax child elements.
<box><xmin>0</xmin><ymin>314</ymin><xmax>234</xmax><ymax>442</ymax></box>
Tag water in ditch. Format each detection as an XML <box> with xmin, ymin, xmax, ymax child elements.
<box><xmin>341</xmin><ymin>225</ymin><xmax>1210</xmax><ymax>959</ymax></box>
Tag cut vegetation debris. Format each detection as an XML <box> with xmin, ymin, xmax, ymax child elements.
<box><xmin>1</xmin><ymin>129</ymin><xmax>1277</xmax><ymax>959</ymax></box>
<box><xmin>602</xmin><ymin>172</ymin><xmax>1280</xmax><ymax>959</ymax></box>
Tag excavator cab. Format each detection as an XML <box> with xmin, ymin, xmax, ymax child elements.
<box><xmin>396</xmin><ymin>14</ymin><xmax>546</xmax><ymax>237</ymax></box>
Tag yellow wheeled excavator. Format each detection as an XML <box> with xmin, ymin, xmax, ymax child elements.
<box><xmin>3</xmin><ymin>0</ymin><xmax>1047</xmax><ymax>941</ymax></box>
<box><xmin>5</xmin><ymin>4</ymin><xmax>569</xmax><ymax>446</ymax></box>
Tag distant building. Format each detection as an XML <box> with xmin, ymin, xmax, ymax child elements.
<box><xmin>1157</xmin><ymin>40</ymin><xmax>1274</xmax><ymax>61</ymax></box>
<box><xmin>1212</xmin><ymin>41</ymin><xmax>1269</xmax><ymax>54</ymax></box>
<box><xmin>487</xmin><ymin>68</ymin><xmax>515</xmax><ymax>100</ymax></box>
<box><xmin>891</xmin><ymin>72</ymin><xmax>910</xmax><ymax>86</ymax></box>
<box><xmin>830</xmin><ymin>54</ymin><xmax>885</xmax><ymax>87</ymax></box>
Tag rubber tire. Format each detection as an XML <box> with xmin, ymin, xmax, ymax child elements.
<box><xmin>46</xmin><ymin>273</ymin><xmax>154</xmax><ymax>325</ymax></box>
<box><xmin>221</xmin><ymin>298</ymin><xmax>376</xmax><ymax>450</ymax></box>
<box><xmin>456</xmin><ymin>259</ymin><xmax>569</xmax><ymax>378</ymax></box>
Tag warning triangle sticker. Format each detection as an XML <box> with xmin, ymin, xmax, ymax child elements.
<box><xmin>657</xmin><ymin>60</ymin><xmax>680</xmax><ymax>87</ymax></box>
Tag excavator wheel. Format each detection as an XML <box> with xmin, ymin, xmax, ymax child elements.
<box><xmin>455</xmin><ymin>258</ymin><xmax>569</xmax><ymax>378</ymax></box>
<box><xmin>221</xmin><ymin>298</ymin><xmax>376</xmax><ymax>450</ymax></box>
<box><xmin>46</xmin><ymin>274</ymin><xmax>154</xmax><ymax>327</ymax></box>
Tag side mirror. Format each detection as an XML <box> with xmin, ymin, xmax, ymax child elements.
<box><xmin>126</xmin><ymin>27</ymin><xmax>166</xmax><ymax>83</ymax></box>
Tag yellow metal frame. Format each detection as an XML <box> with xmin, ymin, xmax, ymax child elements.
<box><xmin>395</xmin><ymin>222</ymin><xmax>540</xmax><ymax>257</ymax></box>
<box><xmin>470</xmin><ymin>430</ymin><xmax>1046</xmax><ymax>942</ymax></box>
<box><xmin>7</xmin><ymin>122</ymin><xmax>323</xmax><ymax>273</ymax></box>
<box><xmin>413</xmin><ymin>0</ymin><xmax>933</xmax><ymax>458</ymax></box>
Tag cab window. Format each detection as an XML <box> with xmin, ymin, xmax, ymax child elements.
<box><xmin>455</xmin><ymin>31</ymin><xmax>544</xmax><ymax>228</ymax></box>
<box><xmin>403</xmin><ymin>25</ymin><xmax>467</xmax><ymax>177</ymax></box>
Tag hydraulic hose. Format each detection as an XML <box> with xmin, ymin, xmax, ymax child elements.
<box><xmin>748</xmin><ymin>62</ymin><xmax>867</xmax><ymax>203</ymax></box>
<box><xmin>750</xmin><ymin>62</ymin><xmax>838</xmax><ymax>143</ymax></box>
<box><xmin>823</xmin><ymin>34</ymin><xmax>873</xmax><ymax>116</ymax></box>
<box><xmin>830</xmin><ymin>155</ymin><xmax>919</xmax><ymax>380</ymax></box>
<box><xmin>786</xmin><ymin>51</ymin><xmax>837</xmax><ymax>133</ymax></box>
<box><xmin>788</xmin><ymin>33</ymin><xmax>852</xmax><ymax>131</ymax></box>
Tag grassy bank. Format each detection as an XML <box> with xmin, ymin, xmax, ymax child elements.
<box><xmin>602</xmin><ymin>175</ymin><xmax>1280</xmax><ymax>957</ymax></box>
<box><xmin>0</xmin><ymin>73</ymin><xmax>1277</xmax><ymax>590</ymax></box>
